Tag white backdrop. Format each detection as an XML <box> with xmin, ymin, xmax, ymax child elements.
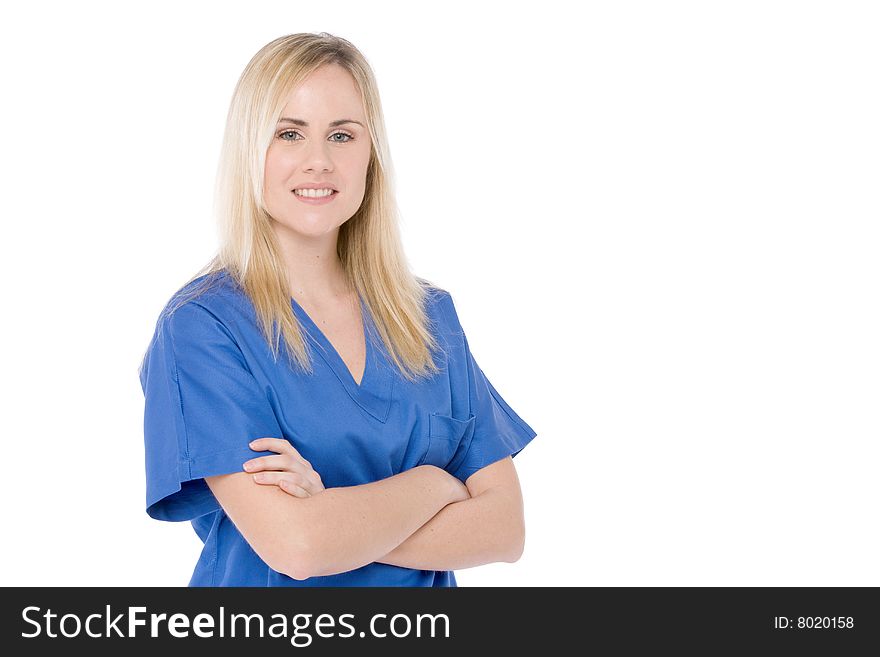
<box><xmin>1</xmin><ymin>0</ymin><xmax>877</xmax><ymax>586</ymax></box>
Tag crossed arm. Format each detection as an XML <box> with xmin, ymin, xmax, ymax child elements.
<box><xmin>205</xmin><ymin>456</ymin><xmax>525</xmax><ymax>580</ymax></box>
<box><xmin>374</xmin><ymin>457</ymin><xmax>525</xmax><ymax>572</ymax></box>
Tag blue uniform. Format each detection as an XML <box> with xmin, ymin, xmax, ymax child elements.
<box><xmin>139</xmin><ymin>270</ymin><xmax>537</xmax><ymax>586</ymax></box>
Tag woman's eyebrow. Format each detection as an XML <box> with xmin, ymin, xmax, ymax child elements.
<box><xmin>277</xmin><ymin>117</ymin><xmax>365</xmax><ymax>128</ymax></box>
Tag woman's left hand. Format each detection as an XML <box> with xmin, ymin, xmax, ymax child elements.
<box><xmin>243</xmin><ymin>437</ymin><xmax>326</xmax><ymax>498</ymax></box>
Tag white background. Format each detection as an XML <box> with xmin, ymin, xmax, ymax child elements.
<box><xmin>1</xmin><ymin>0</ymin><xmax>877</xmax><ymax>586</ymax></box>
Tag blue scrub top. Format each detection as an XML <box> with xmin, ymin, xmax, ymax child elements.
<box><xmin>139</xmin><ymin>270</ymin><xmax>537</xmax><ymax>586</ymax></box>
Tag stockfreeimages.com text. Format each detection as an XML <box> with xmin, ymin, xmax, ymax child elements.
<box><xmin>21</xmin><ymin>605</ymin><xmax>451</xmax><ymax>646</ymax></box>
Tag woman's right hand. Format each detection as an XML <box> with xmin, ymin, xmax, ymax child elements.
<box><xmin>447</xmin><ymin>472</ymin><xmax>471</xmax><ymax>504</ymax></box>
<box><xmin>243</xmin><ymin>437</ymin><xmax>325</xmax><ymax>498</ymax></box>
<box><xmin>417</xmin><ymin>465</ymin><xmax>470</xmax><ymax>504</ymax></box>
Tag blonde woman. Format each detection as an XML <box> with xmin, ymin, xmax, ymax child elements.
<box><xmin>138</xmin><ymin>32</ymin><xmax>537</xmax><ymax>586</ymax></box>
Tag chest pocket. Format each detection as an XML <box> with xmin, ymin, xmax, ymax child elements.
<box><xmin>418</xmin><ymin>412</ymin><xmax>476</xmax><ymax>472</ymax></box>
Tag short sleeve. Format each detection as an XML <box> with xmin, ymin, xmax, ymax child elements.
<box><xmin>440</xmin><ymin>294</ymin><xmax>538</xmax><ymax>483</ymax></box>
<box><xmin>138</xmin><ymin>301</ymin><xmax>284</xmax><ymax>522</ymax></box>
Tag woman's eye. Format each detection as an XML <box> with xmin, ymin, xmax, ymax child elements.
<box><xmin>277</xmin><ymin>130</ymin><xmax>354</xmax><ymax>143</ymax></box>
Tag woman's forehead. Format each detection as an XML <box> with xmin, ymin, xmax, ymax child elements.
<box><xmin>280</xmin><ymin>65</ymin><xmax>363</xmax><ymax>115</ymax></box>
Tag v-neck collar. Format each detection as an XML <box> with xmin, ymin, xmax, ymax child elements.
<box><xmin>290</xmin><ymin>293</ymin><xmax>393</xmax><ymax>423</ymax></box>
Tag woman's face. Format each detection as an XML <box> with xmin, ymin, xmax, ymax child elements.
<box><xmin>263</xmin><ymin>63</ymin><xmax>372</xmax><ymax>238</ymax></box>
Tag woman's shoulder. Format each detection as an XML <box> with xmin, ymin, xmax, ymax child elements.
<box><xmin>155</xmin><ymin>269</ymin><xmax>247</xmax><ymax>339</ymax></box>
<box><xmin>415</xmin><ymin>277</ymin><xmax>465</xmax><ymax>335</ymax></box>
<box><xmin>139</xmin><ymin>270</ymin><xmax>247</xmax><ymax>387</ymax></box>
<box><xmin>416</xmin><ymin>276</ymin><xmax>448</xmax><ymax>303</ymax></box>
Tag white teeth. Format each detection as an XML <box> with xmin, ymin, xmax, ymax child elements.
<box><xmin>294</xmin><ymin>188</ymin><xmax>335</xmax><ymax>198</ymax></box>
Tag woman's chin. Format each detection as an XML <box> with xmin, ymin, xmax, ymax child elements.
<box><xmin>270</xmin><ymin>216</ymin><xmax>348</xmax><ymax>239</ymax></box>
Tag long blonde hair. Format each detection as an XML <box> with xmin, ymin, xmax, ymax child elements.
<box><xmin>161</xmin><ymin>32</ymin><xmax>443</xmax><ymax>382</ymax></box>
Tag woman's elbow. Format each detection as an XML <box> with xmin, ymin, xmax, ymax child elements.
<box><xmin>280</xmin><ymin>560</ymin><xmax>313</xmax><ymax>581</ymax></box>
<box><xmin>271</xmin><ymin>541</ymin><xmax>316</xmax><ymax>581</ymax></box>
<box><xmin>252</xmin><ymin>518</ymin><xmax>315</xmax><ymax>580</ymax></box>
<box><xmin>264</xmin><ymin>528</ymin><xmax>319</xmax><ymax>581</ymax></box>
<box><xmin>269</xmin><ymin>503</ymin><xmax>336</xmax><ymax>580</ymax></box>
<box><xmin>503</xmin><ymin>519</ymin><xmax>526</xmax><ymax>563</ymax></box>
<box><xmin>208</xmin><ymin>473</ymin><xmax>323</xmax><ymax>580</ymax></box>
<box><xmin>505</xmin><ymin>535</ymin><xmax>525</xmax><ymax>563</ymax></box>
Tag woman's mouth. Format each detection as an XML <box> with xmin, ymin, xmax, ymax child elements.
<box><xmin>292</xmin><ymin>188</ymin><xmax>338</xmax><ymax>205</ymax></box>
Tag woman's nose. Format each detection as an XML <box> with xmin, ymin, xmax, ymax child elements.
<box><xmin>301</xmin><ymin>140</ymin><xmax>333</xmax><ymax>172</ymax></box>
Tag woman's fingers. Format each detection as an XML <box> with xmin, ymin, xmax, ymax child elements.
<box><xmin>248</xmin><ymin>438</ymin><xmax>316</xmax><ymax>470</ymax></box>
<box><xmin>243</xmin><ymin>439</ymin><xmax>326</xmax><ymax>495</ymax></box>
<box><xmin>280</xmin><ymin>480</ymin><xmax>311</xmax><ymax>498</ymax></box>
<box><xmin>249</xmin><ymin>437</ymin><xmax>308</xmax><ymax>462</ymax></box>
<box><xmin>251</xmin><ymin>471</ymin><xmax>312</xmax><ymax>498</ymax></box>
<box><xmin>250</xmin><ymin>468</ymin><xmax>324</xmax><ymax>496</ymax></box>
<box><xmin>242</xmin><ymin>454</ymin><xmax>297</xmax><ymax>473</ymax></box>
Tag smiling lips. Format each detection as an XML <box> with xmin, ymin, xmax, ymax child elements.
<box><xmin>292</xmin><ymin>188</ymin><xmax>338</xmax><ymax>204</ymax></box>
<box><xmin>293</xmin><ymin>188</ymin><xmax>335</xmax><ymax>197</ymax></box>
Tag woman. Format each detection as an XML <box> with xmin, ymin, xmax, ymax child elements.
<box><xmin>138</xmin><ymin>32</ymin><xmax>537</xmax><ymax>586</ymax></box>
